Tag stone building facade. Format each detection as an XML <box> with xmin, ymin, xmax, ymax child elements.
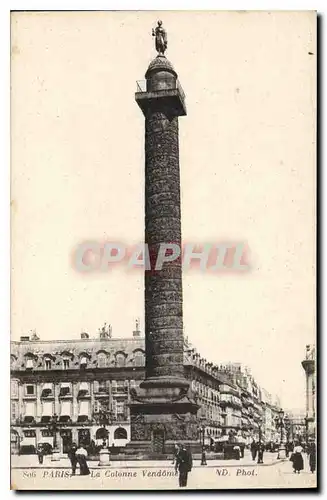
<box><xmin>10</xmin><ymin>329</ymin><xmax>282</xmax><ymax>454</ymax></box>
<box><xmin>10</xmin><ymin>327</ymin><xmax>145</xmax><ymax>454</ymax></box>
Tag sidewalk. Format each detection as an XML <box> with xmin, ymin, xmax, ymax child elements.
<box><xmin>12</xmin><ymin>451</ymin><xmax>284</xmax><ymax>469</ymax></box>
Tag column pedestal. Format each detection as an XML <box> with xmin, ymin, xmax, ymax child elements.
<box><xmin>127</xmin><ymin>385</ymin><xmax>200</xmax><ymax>456</ymax></box>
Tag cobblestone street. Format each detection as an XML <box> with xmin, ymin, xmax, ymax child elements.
<box><xmin>11</xmin><ymin>451</ymin><xmax>317</xmax><ymax>490</ymax></box>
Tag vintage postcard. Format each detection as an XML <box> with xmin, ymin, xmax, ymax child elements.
<box><xmin>10</xmin><ymin>11</ymin><xmax>317</xmax><ymax>490</ymax></box>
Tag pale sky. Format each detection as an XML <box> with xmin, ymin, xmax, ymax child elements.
<box><xmin>11</xmin><ymin>11</ymin><xmax>316</xmax><ymax>412</ymax></box>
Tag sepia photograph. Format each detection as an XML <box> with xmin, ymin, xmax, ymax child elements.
<box><xmin>10</xmin><ymin>10</ymin><xmax>317</xmax><ymax>490</ymax></box>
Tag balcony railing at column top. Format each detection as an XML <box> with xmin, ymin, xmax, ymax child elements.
<box><xmin>136</xmin><ymin>79</ymin><xmax>185</xmax><ymax>102</ymax></box>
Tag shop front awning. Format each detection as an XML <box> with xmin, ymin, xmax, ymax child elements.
<box><xmin>40</xmin><ymin>415</ymin><xmax>51</xmax><ymax>423</ymax></box>
<box><xmin>59</xmin><ymin>383</ymin><xmax>71</xmax><ymax>395</ymax></box>
<box><xmin>42</xmin><ymin>383</ymin><xmax>53</xmax><ymax>396</ymax></box>
<box><xmin>23</xmin><ymin>416</ymin><xmax>35</xmax><ymax>424</ymax></box>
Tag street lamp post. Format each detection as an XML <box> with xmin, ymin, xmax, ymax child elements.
<box><xmin>274</xmin><ymin>409</ymin><xmax>287</xmax><ymax>459</ymax></box>
<box><xmin>94</xmin><ymin>403</ymin><xmax>113</xmax><ymax>466</ymax></box>
<box><xmin>304</xmin><ymin>414</ymin><xmax>309</xmax><ymax>450</ymax></box>
<box><xmin>199</xmin><ymin>417</ymin><xmax>207</xmax><ymax>466</ymax></box>
<box><xmin>257</xmin><ymin>418</ymin><xmax>263</xmax><ymax>464</ymax></box>
<box><xmin>284</xmin><ymin>415</ymin><xmax>290</xmax><ymax>456</ymax></box>
<box><xmin>48</xmin><ymin>413</ymin><xmax>60</xmax><ymax>461</ymax></box>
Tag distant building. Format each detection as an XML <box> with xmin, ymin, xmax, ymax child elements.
<box><xmin>301</xmin><ymin>344</ymin><xmax>316</xmax><ymax>439</ymax></box>
<box><xmin>288</xmin><ymin>412</ymin><xmax>307</xmax><ymax>443</ymax></box>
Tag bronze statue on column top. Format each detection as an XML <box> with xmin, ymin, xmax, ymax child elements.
<box><xmin>152</xmin><ymin>20</ymin><xmax>167</xmax><ymax>56</ymax></box>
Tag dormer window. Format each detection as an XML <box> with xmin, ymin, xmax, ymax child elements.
<box><xmin>44</xmin><ymin>359</ymin><xmax>51</xmax><ymax>370</ymax></box>
<box><xmin>26</xmin><ymin>359</ymin><xmax>34</xmax><ymax>370</ymax></box>
<box><xmin>80</xmin><ymin>356</ymin><xmax>88</xmax><ymax>368</ymax></box>
<box><xmin>63</xmin><ymin>359</ymin><xmax>69</xmax><ymax>370</ymax></box>
<box><xmin>115</xmin><ymin>353</ymin><xmax>126</xmax><ymax>367</ymax></box>
<box><xmin>97</xmin><ymin>352</ymin><xmax>107</xmax><ymax>368</ymax></box>
<box><xmin>11</xmin><ymin>355</ymin><xmax>17</xmax><ymax>369</ymax></box>
<box><xmin>133</xmin><ymin>350</ymin><xmax>144</xmax><ymax>367</ymax></box>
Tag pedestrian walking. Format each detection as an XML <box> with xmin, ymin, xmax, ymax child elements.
<box><xmin>76</xmin><ymin>444</ymin><xmax>90</xmax><ymax>476</ymax></box>
<box><xmin>171</xmin><ymin>442</ymin><xmax>179</xmax><ymax>466</ymax></box>
<box><xmin>37</xmin><ymin>443</ymin><xmax>44</xmax><ymax>465</ymax></box>
<box><xmin>176</xmin><ymin>444</ymin><xmax>193</xmax><ymax>487</ymax></box>
<box><xmin>307</xmin><ymin>441</ymin><xmax>316</xmax><ymax>474</ymax></box>
<box><xmin>290</xmin><ymin>443</ymin><xmax>304</xmax><ymax>474</ymax></box>
<box><xmin>233</xmin><ymin>445</ymin><xmax>241</xmax><ymax>460</ymax></box>
<box><xmin>257</xmin><ymin>443</ymin><xmax>264</xmax><ymax>464</ymax></box>
<box><xmin>68</xmin><ymin>442</ymin><xmax>78</xmax><ymax>476</ymax></box>
<box><xmin>250</xmin><ymin>440</ymin><xmax>257</xmax><ymax>461</ymax></box>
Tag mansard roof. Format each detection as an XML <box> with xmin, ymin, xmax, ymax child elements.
<box><xmin>11</xmin><ymin>336</ymin><xmax>145</xmax><ymax>370</ymax></box>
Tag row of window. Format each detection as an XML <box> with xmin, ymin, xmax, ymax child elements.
<box><xmin>11</xmin><ymin>380</ymin><xmax>139</xmax><ymax>398</ymax></box>
<box><xmin>12</xmin><ymin>351</ymin><xmax>145</xmax><ymax>370</ymax></box>
<box><xmin>11</xmin><ymin>399</ymin><xmax>128</xmax><ymax>422</ymax></box>
<box><xmin>220</xmin><ymin>393</ymin><xmax>242</xmax><ymax>406</ymax></box>
<box><xmin>18</xmin><ymin>427</ymin><xmax>128</xmax><ymax>440</ymax></box>
<box><xmin>191</xmin><ymin>380</ymin><xmax>220</xmax><ymax>401</ymax></box>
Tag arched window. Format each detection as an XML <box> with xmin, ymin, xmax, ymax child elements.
<box><xmin>96</xmin><ymin>428</ymin><xmax>108</xmax><ymax>440</ymax></box>
<box><xmin>80</xmin><ymin>356</ymin><xmax>88</xmax><ymax>367</ymax></box>
<box><xmin>25</xmin><ymin>357</ymin><xmax>34</xmax><ymax>370</ymax></box>
<box><xmin>115</xmin><ymin>353</ymin><xmax>126</xmax><ymax>367</ymax></box>
<box><xmin>60</xmin><ymin>351</ymin><xmax>74</xmax><ymax>370</ymax></box>
<box><xmin>44</xmin><ymin>358</ymin><xmax>52</xmax><ymax>370</ymax></box>
<box><xmin>11</xmin><ymin>355</ymin><xmax>17</xmax><ymax>369</ymax></box>
<box><xmin>97</xmin><ymin>352</ymin><xmax>107</xmax><ymax>368</ymax></box>
<box><xmin>133</xmin><ymin>350</ymin><xmax>145</xmax><ymax>367</ymax></box>
<box><xmin>62</xmin><ymin>358</ymin><xmax>70</xmax><ymax>370</ymax></box>
<box><xmin>114</xmin><ymin>427</ymin><xmax>127</xmax><ymax>440</ymax></box>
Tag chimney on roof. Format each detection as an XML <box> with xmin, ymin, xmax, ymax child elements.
<box><xmin>81</xmin><ymin>332</ymin><xmax>89</xmax><ymax>339</ymax></box>
<box><xmin>133</xmin><ymin>318</ymin><xmax>141</xmax><ymax>337</ymax></box>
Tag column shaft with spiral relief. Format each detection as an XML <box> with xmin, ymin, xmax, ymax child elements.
<box><xmin>128</xmin><ymin>49</ymin><xmax>199</xmax><ymax>453</ymax></box>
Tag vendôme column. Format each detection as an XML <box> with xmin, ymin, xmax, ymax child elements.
<box><xmin>137</xmin><ymin>23</ymin><xmax>187</xmax><ymax>390</ymax></box>
<box><xmin>130</xmin><ymin>21</ymin><xmax>199</xmax><ymax>454</ymax></box>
